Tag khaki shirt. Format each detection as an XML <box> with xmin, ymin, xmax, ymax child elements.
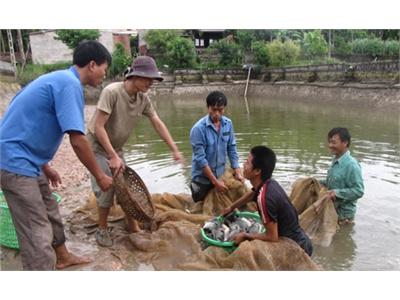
<box><xmin>87</xmin><ymin>82</ymin><xmax>155</xmax><ymax>155</ymax></box>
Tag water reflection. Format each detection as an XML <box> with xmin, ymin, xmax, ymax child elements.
<box><xmin>118</xmin><ymin>93</ymin><xmax>400</xmax><ymax>270</ymax></box>
<box><xmin>313</xmin><ymin>224</ymin><xmax>357</xmax><ymax>270</ymax></box>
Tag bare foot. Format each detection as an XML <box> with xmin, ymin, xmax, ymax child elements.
<box><xmin>56</xmin><ymin>253</ymin><xmax>92</xmax><ymax>270</ymax></box>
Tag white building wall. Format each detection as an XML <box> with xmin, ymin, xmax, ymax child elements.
<box><xmin>29</xmin><ymin>30</ymin><xmax>117</xmax><ymax>65</ymax></box>
<box><xmin>30</xmin><ymin>31</ymin><xmax>72</xmax><ymax>64</ymax></box>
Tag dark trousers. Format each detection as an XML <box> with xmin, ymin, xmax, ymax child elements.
<box><xmin>0</xmin><ymin>169</ymin><xmax>66</xmax><ymax>270</ymax></box>
<box><xmin>190</xmin><ymin>181</ymin><xmax>214</xmax><ymax>202</ymax></box>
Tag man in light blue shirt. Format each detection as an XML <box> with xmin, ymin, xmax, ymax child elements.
<box><xmin>190</xmin><ymin>91</ymin><xmax>243</xmax><ymax>202</ymax></box>
<box><xmin>321</xmin><ymin>127</ymin><xmax>364</xmax><ymax>224</ymax></box>
<box><xmin>0</xmin><ymin>40</ymin><xmax>113</xmax><ymax>270</ymax></box>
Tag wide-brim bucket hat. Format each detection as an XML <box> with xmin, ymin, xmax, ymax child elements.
<box><xmin>124</xmin><ymin>56</ymin><xmax>164</xmax><ymax>81</ymax></box>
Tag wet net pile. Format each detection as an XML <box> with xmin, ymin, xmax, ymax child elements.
<box><xmin>70</xmin><ymin>171</ymin><xmax>332</xmax><ymax>270</ymax></box>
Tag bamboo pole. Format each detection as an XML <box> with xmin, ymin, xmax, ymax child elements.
<box><xmin>243</xmin><ymin>66</ymin><xmax>251</xmax><ymax>114</ymax></box>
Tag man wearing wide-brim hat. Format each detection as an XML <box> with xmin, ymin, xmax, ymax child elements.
<box><xmin>86</xmin><ymin>56</ymin><xmax>183</xmax><ymax>247</ymax></box>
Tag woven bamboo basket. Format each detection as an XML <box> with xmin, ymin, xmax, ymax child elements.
<box><xmin>114</xmin><ymin>166</ymin><xmax>155</xmax><ymax>225</ymax></box>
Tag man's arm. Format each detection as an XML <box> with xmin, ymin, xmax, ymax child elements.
<box><xmin>203</xmin><ymin>165</ymin><xmax>228</xmax><ymax>193</ymax></box>
<box><xmin>68</xmin><ymin>131</ymin><xmax>112</xmax><ymax>191</ymax></box>
<box><xmin>226</xmin><ymin>123</ymin><xmax>243</xmax><ymax>182</ymax></box>
<box><xmin>94</xmin><ymin>109</ymin><xmax>124</xmax><ymax>176</ymax></box>
<box><xmin>149</xmin><ymin>113</ymin><xmax>182</xmax><ymax>162</ymax></box>
<box><xmin>221</xmin><ymin>190</ymin><xmax>255</xmax><ymax>216</ymax></box>
<box><xmin>332</xmin><ymin>164</ymin><xmax>364</xmax><ymax>201</ymax></box>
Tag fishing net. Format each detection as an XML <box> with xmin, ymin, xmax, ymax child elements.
<box><xmin>70</xmin><ymin>170</ymin><xmax>321</xmax><ymax>270</ymax></box>
<box><xmin>290</xmin><ymin>177</ymin><xmax>338</xmax><ymax>247</ymax></box>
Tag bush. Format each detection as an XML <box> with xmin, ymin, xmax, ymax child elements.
<box><xmin>383</xmin><ymin>40</ymin><xmax>400</xmax><ymax>57</ymax></box>
<box><xmin>17</xmin><ymin>62</ymin><xmax>71</xmax><ymax>86</ymax></box>
<box><xmin>166</xmin><ymin>37</ymin><xmax>197</xmax><ymax>71</ymax></box>
<box><xmin>302</xmin><ymin>30</ymin><xmax>328</xmax><ymax>59</ymax></box>
<box><xmin>145</xmin><ymin>30</ymin><xmax>181</xmax><ymax>66</ymax></box>
<box><xmin>352</xmin><ymin>38</ymin><xmax>384</xmax><ymax>57</ymax></box>
<box><xmin>333</xmin><ymin>35</ymin><xmax>352</xmax><ymax>55</ymax></box>
<box><xmin>209</xmin><ymin>40</ymin><xmax>243</xmax><ymax>67</ymax></box>
<box><xmin>130</xmin><ymin>35</ymin><xmax>139</xmax><ymax>57</ymax></box>
<box><xmin>251</xmin><ymin>41</ymin><xmax>270</xmax><ymax>66</ymax></box>
<box><xmin>55</xmin><ymin>30</ymin><xmax>100</xmax><ymax>49</ymax></box>
<box><xmin>109</xmin><ymin>43</ymin><xmax>132</xmax><ymax>78</ymax></box>
<box><xmin>266</xmin><ymin>39</ymin><xmax>300</xmax><ymax>67</ymax></box>
<box><xmin>236</xmin><ymin>30</ymin><xmax>256</xmax><ymax>51</ymax></box>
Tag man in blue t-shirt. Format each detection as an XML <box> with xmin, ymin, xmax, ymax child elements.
<box><xmin>222</xmin><ymin>146</ymin><xmax>313</xmax><ymax>256</ymax></box>
<box><xmin>189</xmin><ymin>91</ymin><xmax>243</xmax><ymax>202</ymax></box>
<box><xmin>0</xmin><ymin>40</ymin><xmax>113</xmax><ymax>270</ymax></box>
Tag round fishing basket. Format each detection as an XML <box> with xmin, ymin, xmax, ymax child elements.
<box><xmin>114</xmin><ymin>166</ymin><xmax>155</xmax><ymax>225</ymax></box>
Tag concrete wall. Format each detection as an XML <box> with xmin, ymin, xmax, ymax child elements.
<box><xmin>30</xmin><ymin>31</ymin><xmax>72</xmax><ymax>64</ymax></box>
<box><xmin>29</xmin><ymin>30</ymin><xmax>115</xmax><ymax>64</ymax></box>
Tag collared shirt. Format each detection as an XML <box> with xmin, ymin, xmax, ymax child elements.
<box><xmin>0</xmin><ymin>66</ymin><xmax>84</xmax><ymax>177</ymax></box>
<box><xmin>190</xmin><ymin>114</ymin><xmax>239</xmax><ymax>184</ymax></box>
<box><xmin>321</xmin><ymin>150</ymin><xmax>364</xmax><ymax>201</ymax></box>
<box><xmin>87</xmin><ymin>82</ymin><xmax>155</xmax><ymax>155</ymax></box>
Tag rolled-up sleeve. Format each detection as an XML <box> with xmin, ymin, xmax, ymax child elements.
<box><xmin>190</xmin><ymin>126</ymin><xmax>208</xmax><ymax>169</ymax></box>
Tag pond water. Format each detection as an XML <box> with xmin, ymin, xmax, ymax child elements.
<box><xmin>120</xmin><ymin>93</ymin><xmax>400</xmax><ymax>271</ymax></box>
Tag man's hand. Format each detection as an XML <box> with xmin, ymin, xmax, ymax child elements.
<box><xmin>328</xmin><ymin>190</ymin><xmax>336</xmax><ymax>201</ymax></box>
<box><xmin>221</xmin><ymin>206</ymin><xmax>233</xmax><ymax>218</ymax></box>
<box><xmin>108</xmin><ymin>155</ymin><xmax>125</xmax><ymax>177</ymax></box>
<box><xmin>172</xmin><ymin>150</ymin><xmax>184</xmax><ymax>164</ymax></box>
<box><xmin>96</xmin><ymin>174</ymin><xmax>113</xmax><ymax>192</ymax></box>
<box><xmin>213</xmin><ymin>179</ymin><xmax>228</xmax><ymax>193</ymax></box>
<box><xmin>43</xmin><ymin>165</ymin><xmax>62</xmax><ymax>188</ymax></box>
<box><xmin>232</xmin><ymin>232</ymin><xmax>249</xmax><ymax>245</ymax></box>
<box><xmin>233</xmin><ymin>168</ymin><xmax>244</xmax><ymax>183</ymax></box>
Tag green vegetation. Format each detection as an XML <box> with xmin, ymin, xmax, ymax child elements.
<box><xmin>208</xmin><ymin>40</ymin><xmax>243</xmax><ymax>67</ymax></box>
<box><xmin>352</xmin><ymin>38</ymin><xmax>399</xmax><ymax>57</ymax></box>
<box><xmin>109</xmin><ymin>43</ymin><xmax>132</xmax><ymax>78</ymax></box>
<box><xmin>17</xmin><ymin>62</ymin><xmax>71</xmax><ymax>86</ymax></box>
<box><xmin>145</xmin><ymin>30</ymin><xmax>197</xmax><ymax>71</ymax></box>
<box><xmin>166</xmin><ymin>37</ymin><xmax>197</xmax><ymax>70</ymax></box>
<box><xmin>267</xmin><ymin>40</ymin><xmax>300</xmax><ymax>67</ymax></box>
<box><xmin>302</xmin><ymin>30</ymin><xmax>328</xmax><ymax>60</ymax></box>
<box><xmin>55</xmin><ymin>30</ymin><xmax>100</xmax><ymax>49</ymax></box>
<box><xmin>251</xmin><ymin>41</ymin><xmax>270</xmax><ymax>67</ymax></box>
<box><xmin>8</xmin><ymin>29</ymin><xmax>398</xmax><ymax>83</ymax></box>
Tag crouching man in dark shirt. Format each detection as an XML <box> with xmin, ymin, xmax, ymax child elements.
<box><xmin>221</xmin><ymin>146</ymin><xmax>313</xmax><ymax>256</ymax></box>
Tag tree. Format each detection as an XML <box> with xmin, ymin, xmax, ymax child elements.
<box><xmin>209</xmin><ymin>40</ymin><xmax>243</xmax><ymax>67</ymax></box>
<box><xmin>251</xmin><ymin>41</ymin><xmax>270</xmax><ymax>66</ymax></box>
<box><xmin>166</xmin><ymin>37</ymin><xmax>197</xmax><ymax>70</ymax></box>
<box><xmin>55</xmin><ymin>30</ymin><xmax>100</xmax><ymax>49</ymax></box>
<box><xmin>236</xmin><ymin>30</ymin><xmax>256</xmax><ymax>51</ymax></box>
<box><xmin>109</xmin><ymin>43</ymin><xmax>132</xmax><ymax>78</ymax></box>
<box><xmin>302</xmin><ymin>30</ymin><xmax>328</xmax><ymax>59</ymax></box>
<box><xmin>144</xmin><ymin>29</ymin><xmax>181</xmax><ymax>65</ymax></box>
<box><xmin>266</xmin><ymin>39</ymin><xmax>300</xmax><ymax>67</ymax></box>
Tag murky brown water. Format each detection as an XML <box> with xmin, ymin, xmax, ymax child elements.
<box><xmin>123</xmin><ymin>93</ymin><xmax>400</xmax><ymax>271</ymax></box>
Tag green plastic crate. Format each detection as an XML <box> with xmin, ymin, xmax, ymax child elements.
<box><xmin>200</xmin><ymin>211</ymin><xmax>265</xmax><ymax>252</ymax></box>
<box><xmin>0</xmin><ymin>190</ymin><xmax>62</xmax><ymax>249</ymax></box>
